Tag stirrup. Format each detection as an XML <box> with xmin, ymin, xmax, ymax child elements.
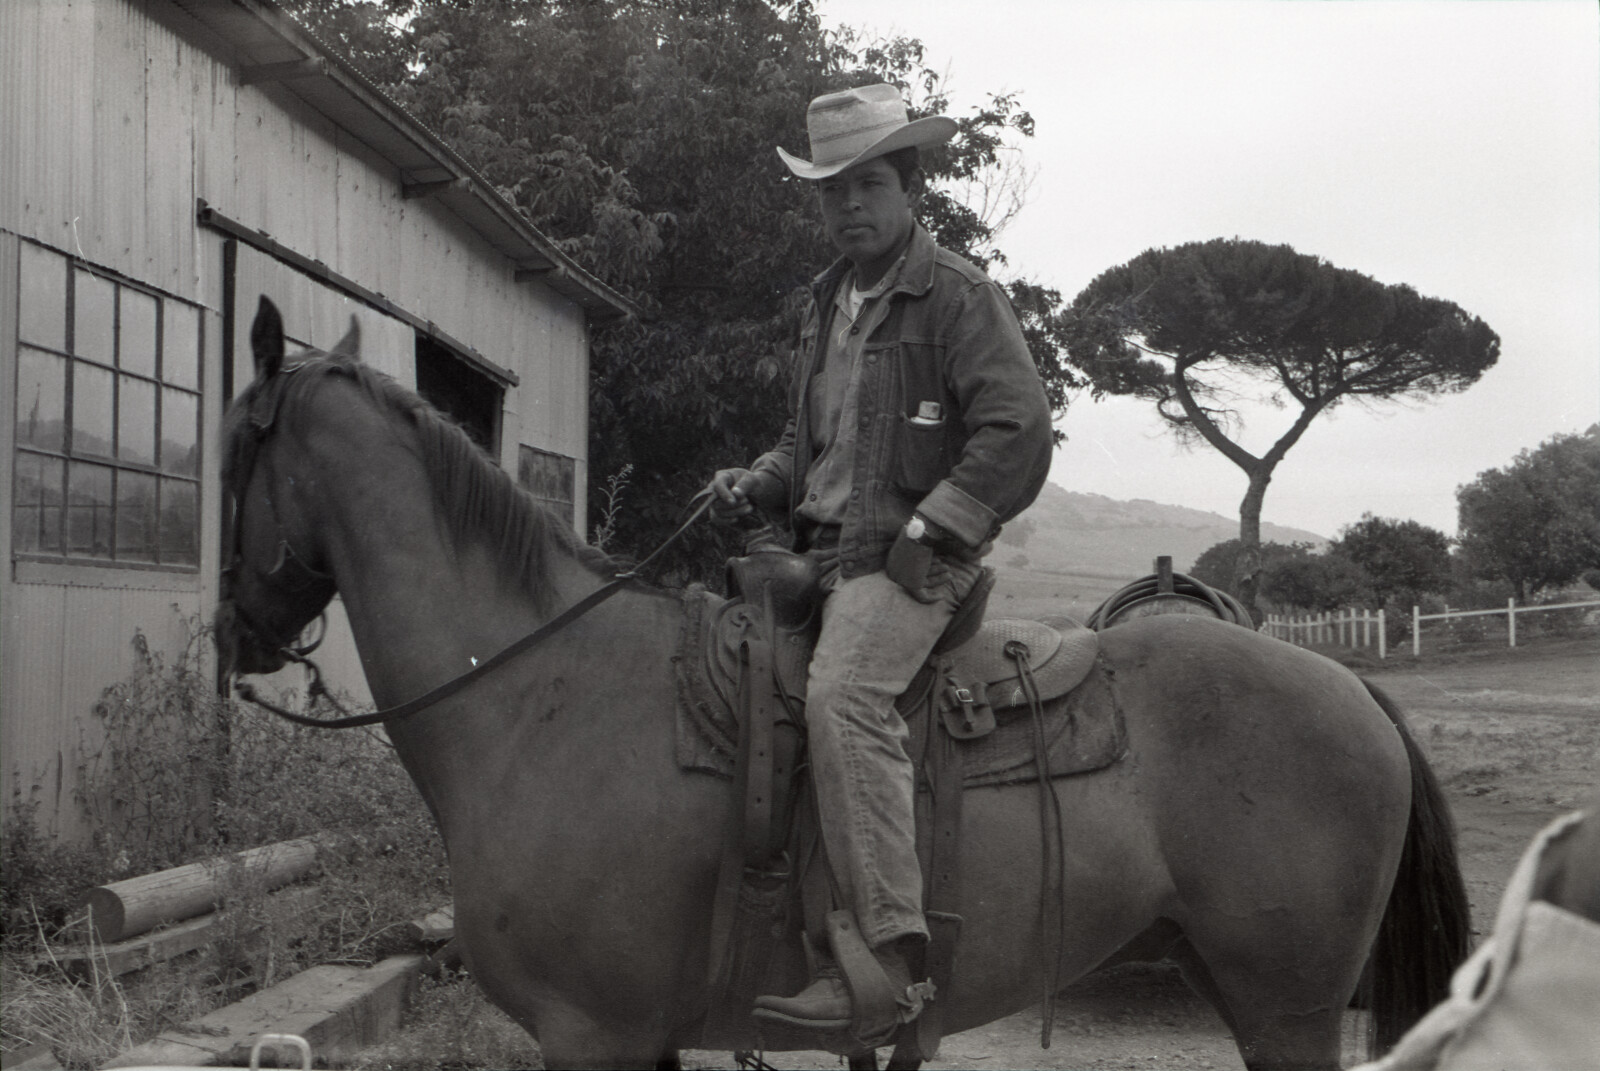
<box><xmin>825</xmin><ymin>911</ymin><xmax>934</xmax><ymax>1050</ymax></box>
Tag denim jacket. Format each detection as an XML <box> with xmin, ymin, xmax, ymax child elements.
<box><xmin>750</xmin><ymin>226</ymin><xmax>1054</xmax><ymax>578</ymax></box>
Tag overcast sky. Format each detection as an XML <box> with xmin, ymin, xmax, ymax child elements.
<box><xmin>817</xmin><ymin>0</ymin><xmax>1599</xmax><ymax>539</ymax></box>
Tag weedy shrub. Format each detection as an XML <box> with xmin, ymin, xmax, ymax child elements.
<box><xmin>1446</xmin><ymin>615</ymin><xmax>1488</xmax><ymax>645</ymax></box>
<box><xmin>590</xmin><ymin>462</ymin><xmax>633</xmax><ymax>552</ymax></box>
<box><xmin>3</xmin><ymin>624</ymin><xmax>448</xmax><ymax>1065</ymax></box>
<box><xmin>77</xmin><ymin>629</ymin><xmax>227</xmax><ymax>874</ymax></box>
<box><xmin>76</xmin><ymin>623</ymin><xmax>448</xmax><ymax>942</ymax></box>
<box><xmin>1523</xmin><ymin>603</ymin><xmax>1594</xmax><ymax>639</ymax></box>
<box><xmin>1</xmin><ymin>804</ymin><xmax>105</xmax><ymax>955</ymax></box>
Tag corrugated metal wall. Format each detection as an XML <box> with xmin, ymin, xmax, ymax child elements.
<box><xmin>4</xmin><ymin>583</ymin><xmax>196</xmax><ymax>817</ymax></box>
<box><xmin>1</xmin><ymin>0</ymin><xmax>588</xmax><ymax>450</ymax></box>
<box><xmin>231</xmin><ymin>245</ymin><xmax>417</xmax><ymax>390</ymax></box>
<box><xmin>1</xmin><ymin>0</ymin><xmax>593</xmax><ymax>836</ymax></box>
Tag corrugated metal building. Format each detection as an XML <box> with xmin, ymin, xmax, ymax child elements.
<box><xmin>0</xmin><ymin>0</ymin><xmax>630</xmax><ymax>837</ymax></box>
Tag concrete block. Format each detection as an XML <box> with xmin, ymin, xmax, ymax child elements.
<box><xmin>103</xmin><ymin>955</ymin><xmax>423</xmax><ymax>1068</ymax></box>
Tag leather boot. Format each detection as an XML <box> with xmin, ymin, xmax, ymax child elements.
<box><xmin>751</xmin><ymin>961</ymin><xmax>852</xmax><ymax>1031</ymax></box>
<box><xmin>751</xmin><ymin>942</ymin><xmax>917</xmax><ymax>1033</ymax></box>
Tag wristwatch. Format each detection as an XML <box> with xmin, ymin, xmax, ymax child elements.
<box><xmin>905</xmin><ymin>516</ymin><xmax>929</xmax><ymax>543</ymax></box>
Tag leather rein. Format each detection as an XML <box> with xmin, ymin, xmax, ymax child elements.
<box><xmin>234</xmin><ymin>498</ymin><xmax>712</xmax><ymax>729</ymax></box>
<box><xmin>236</xmin><ymin>568</ymin><xmax>642</xmax><ymax>729</ymax></box>
<box><xmin>226</xmin><ymin>360</ymin><xmax>713</xmax><ymax>730</ymax></box>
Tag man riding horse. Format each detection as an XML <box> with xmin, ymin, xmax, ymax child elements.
<box><xmin>708</xmin><ymin>83</ymin><xmax>1054</xmax><ymax>1044</ymax></box>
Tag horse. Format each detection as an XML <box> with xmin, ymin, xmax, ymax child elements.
<box><xmin>215</xmin><ymin>297</ymin><xmax>1470</xmax><ymax>1070</ymax></box>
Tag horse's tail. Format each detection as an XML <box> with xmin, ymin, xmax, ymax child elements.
<box><xmin>1361</xmin><ymin>678</ymin><xmax>1472</xmax><ymax>1058</ymax></box>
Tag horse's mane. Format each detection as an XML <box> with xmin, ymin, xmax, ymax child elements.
<box><xmin>223</xmin><ymin>352</ymin><xmax>620</xmax><ymax>611</ymax></box>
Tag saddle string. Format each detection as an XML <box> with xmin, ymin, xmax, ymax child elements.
<box><xmin>1009</xmin><ymin>640</ymin><xmax>1068</xmax><ymax>1049</ymax></box>
<box><xmin>235</xmin><ymin>494</ymin><xmax>715</xmax><ymax>729</ymax></box>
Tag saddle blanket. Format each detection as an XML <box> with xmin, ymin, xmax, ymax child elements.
<box><xmin>673</xmin><ymin>587</ymin><xmax>1126</xmax><ymax>788</ymax></box>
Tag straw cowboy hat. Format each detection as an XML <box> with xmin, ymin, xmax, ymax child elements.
<box><xmin>777</xmin><ymin>83</ymin><xmax>958</xmax><ymax>180</ymax></box>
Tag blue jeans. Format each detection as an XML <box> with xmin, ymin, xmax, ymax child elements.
<box><xmin>804</xmin><ymin>551</ymin><xmax>982</xmax><ymax>949</ymax></box>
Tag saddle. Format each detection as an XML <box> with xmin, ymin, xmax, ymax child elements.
<box><xmin>678</xmin><ymin>546</ymin><xmax>1119</xmax><ymax>1060</ymax></box>
<box><xmin>678</xmin><ymin>550</ymin><xmax>1250</xmax><ymax>1059</ymax></box>
<box><xmin>679</xmin><ymin>547</ymin><xmax>1107</xmax><ymax>781</ymax></box>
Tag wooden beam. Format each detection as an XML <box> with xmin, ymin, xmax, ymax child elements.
<box><xmin>52</xmin><ymin>887</ymin><xmax>322</xmax><ymax>980</ymax></box>
<box><xmin>83</xmin><ymin>836</ymin><xmax>331</xmax><ymax>942</ymax></box>
<box><xmin>197</xmin><ymin>200</ymin><xmax>520</xmax><ymax>388</ymax></box>
<box><xmin>238</xmin><ymin>57</ymin><xmax>329</xmax><ymax>86</ymax></box>
<box><xmin>402</xmin><ymin>178</ymin><xmax>469</xmax><ymax>200</ymax></box>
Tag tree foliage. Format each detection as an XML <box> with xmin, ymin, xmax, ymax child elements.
<box><xmin>1328</xmin><ymin>514</ymin><xmax>1452</xmax><ymax>610</ymax></box>
<box><xmin>1197</xmin><ymin>514</ymin><xmax>1455</xmax><ymax>614</ymax></box>
<box><xmin>1260</xmin><ymin>554</ymin><xmax>1372</xmax><ymax>613</ymax></box>
<box><xmin>284</xmin><ymin>0</ymin><xmax>1081</xmax><ymax>578</ymax></box>
<box><xmin>1456</xmin><ymin>426</ymin><xmax>1600</xmax><ymax>600</ymax></box>
<box><xmin>1063</xmin><ymin>238</ymin><xmax>1499</xmax><ymax>613</ymax></box>
<box><xmin>1188</xmin><ymin>539</ymin><xmax>1313</xmax><ymax>598</ymax></box>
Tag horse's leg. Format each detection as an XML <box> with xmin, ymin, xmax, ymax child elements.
<box><xmin>1176</xmin><ymin>924</ymin><xmax>1348</xmax><ymax>1071</ymax></box>
<box><xmin>1167</xmin><ymin>937</ymin><xmax>1241</xmax><ymax>1039</ymax></box>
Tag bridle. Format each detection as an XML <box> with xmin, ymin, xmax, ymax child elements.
<box><xmin>222</xmin><ymin>359</ymin><xmax>713</xmax><ymax>730</ymax></box>
<box><xmin>221</xmin><ymin>362</ymin><xmax>337</xmax><ymax>663</ymax></box>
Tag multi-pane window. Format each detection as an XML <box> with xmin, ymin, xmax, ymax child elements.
<box><xmin>517</xmin><ymin>445</ymin><xmax>576</xmax><ymax>529</ymax></box>
<box><xmin>12</xmin><ymin>242</ymin><xmax>202</xmax><ymax>569</ymax></box>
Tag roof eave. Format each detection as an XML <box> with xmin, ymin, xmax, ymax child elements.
<box><xmin>172</xmin><ymin>0</ymin><xmax>636</xmax><ymax>322</ymax></box>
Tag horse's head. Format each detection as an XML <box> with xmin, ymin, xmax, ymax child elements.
<box><xmin>215</xmin><ymin>297</ymin><xmax>358</xmax><ymax>677</ymax></box>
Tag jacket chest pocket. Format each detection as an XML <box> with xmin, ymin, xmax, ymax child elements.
<box><xmin>889</xmin><ymin>340</ymin><xmax>952</xmax><ymax>497</ymax></box>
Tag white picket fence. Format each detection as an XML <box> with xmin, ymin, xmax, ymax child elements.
<box><xmin>1265</xmin><ymin>598</ymin><xmax>1600</xmax><ymax>659</ymax></box>
<box><xmin>1263</xmin><ymin>608</ymin><xmax>1389</xmax><ymax>658</ymax></box>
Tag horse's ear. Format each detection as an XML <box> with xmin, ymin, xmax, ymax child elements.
<box><xmin>250</xmin><ymin>297</ymin><xmax>285</xmax><ymax>379</ymax></box>
<box><xmin>329</xmin><ymin>315</ymin><xmax>361</xmax><ymax>360</ymax></box>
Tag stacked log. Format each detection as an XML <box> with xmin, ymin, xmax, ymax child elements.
<box><xmin>83</xmin><ymin>836</ymin><xmax>330</xmax><ymax>943</ymax></box>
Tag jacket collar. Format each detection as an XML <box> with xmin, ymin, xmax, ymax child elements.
<box><xmin>811</xmin><ymin>224</ymin><xmax>938</xmax><ymax>304</ymax></box>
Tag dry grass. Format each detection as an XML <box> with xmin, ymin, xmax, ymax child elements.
<box><xmin>1</xmin><ymin>963</ymin><xmax>128</xmax><ymax>1070</ymax></box>
<box><xmin>345</xmin><ymin>968</ymin><xmax>542</xmax><ymax>1070</ymax></box>
<box><xmin>0</xmin><ymin>942</ymin><xmax>216</xmax><ymax>1070</ymax></box>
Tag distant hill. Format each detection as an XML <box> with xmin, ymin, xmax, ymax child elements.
<box><xmin>994</xmin><ymin>482</ymin><xmax>1327</xmax><ymax>580</ymax></box>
